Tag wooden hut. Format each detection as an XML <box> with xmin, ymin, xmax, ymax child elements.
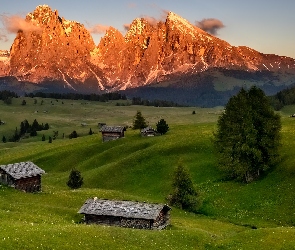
<box><xmin>100</xmin><ymin>125</ymin><xmax>126</xmax><ymax>142</ymax></box>
<box><xmin>0</xmin><ymin>161</ymin><xmax>45</xmax><ymax>192</ymax></box>
<box><xmin>78</xmin><ymin>198</ymin><xmax>171</xmax><ymax>230</ymax></box>
<box><xmin>140</xmin><ymin>126</ymin><xmax>158</xmax><ymax>137</ymax></box>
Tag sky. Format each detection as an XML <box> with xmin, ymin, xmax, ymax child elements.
<box><xmin>0</xmin><ymin>0</ymin><xmax>294</xmax><ymax>58</ymax></box>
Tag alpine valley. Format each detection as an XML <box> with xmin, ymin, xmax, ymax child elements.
<box><xmin>0</xmin><ymin>5</ymin><xmax>295</xmax><ymax>106</ymax></box>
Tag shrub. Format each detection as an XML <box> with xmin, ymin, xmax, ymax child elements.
<box><xmin>156</xmin><ymin>119</ymin><xmax>169</xmax><ymax>135</ymax></box>
<box><xmin>67</xmin><ymin>169</ymin><xmax>83</xmax><ymax>189</ymax></box>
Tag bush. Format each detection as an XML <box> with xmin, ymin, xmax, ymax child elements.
<box><xmin>67</xmin><ymin>169</ymin><xmax>83</xmax><ymax>189</ymax></box>
<box><xmin>69</xmin><ymin>131</ymin><xmax>78</xmax><ymax>139</ymax></box>
<box><xmin>156</xmin><ymin>119</ymin><xmax>169</xmax><ymax>135</ymax></box>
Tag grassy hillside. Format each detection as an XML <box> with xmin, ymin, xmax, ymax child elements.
<box><xmin>1</xmin><ymin>98</ymin><xmax>295</xmax><ymax>249</ymax></box>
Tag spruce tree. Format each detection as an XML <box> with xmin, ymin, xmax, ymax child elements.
<box><xmin>132</xmin><ymin>111</ymin><xmax>147</xmax><ymax>129</ymax></box>
<box><xmin>67</xmin><ymin>169</ymin><xmax>83</xmax><ymax>189</ymax></box>
<box><xmin>167</xmin><ymin>164</ymin><xmax>199</xmax><ymax>212</ymax></box>
<box><xmin>214</xmin><ymin>86</ymin><xmax>281</xmax><ymax>183</ymax></box>
<box><xmin>156</xmin><ymin>119</ymin><xmax>169</xmax><ymax>135</ymax></box>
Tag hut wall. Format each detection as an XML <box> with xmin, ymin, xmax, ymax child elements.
<box><xmin>85</xmin><ymin>214</ymin><xmax>121</xmax><ymax>226</ymax></box>
<box><xmin>14</xmin><ymin>175</ymin><xmax>42</xmax><ymax>192</ymax></box>
<box><xmin>152</xmin><ymin>210</ymin><xmax>170</xmax><ymax>229</ymax></box>
<box><xmin>102</xmin><ymin>132</ymin><xmax>124</xmax><ymax>142</ymax></box>
<box><xmin>84</xmin><ymin>214</ymin><xmax>152</xmax><ymax>229</ymax></box>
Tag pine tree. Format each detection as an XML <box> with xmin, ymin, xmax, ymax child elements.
<box><xmin>156</xmin><ymin>119</ymin><xmax>169</xmax><ymax>135</ymax></box>
<box><xmin>132</xmin><ymin>111</ymin><xmax>147</xmax><ymax>129</ymax></box>
<box><xmin>42</xmin><ymin>134</ymin><xmax>45</xmax><ymax>141</ymax></box>
<box><xmin>167</xmin><ymin>164</ymin><xmax>199</xmax><ymax>212</ymax></box>
<box><xmin>67</xmin><ymin>169</ymin><xmax>83</xmax><ymax>189</ymax></box>
<box><xmin>48</xmin><ymin>136</ymin><xmax>52</xmax><ymax>143</ymax></box>
<box><xmin>89</xmin><ymin>128</ymin><xmax>93</xmax><ymax>135</ymax></box>
<box><xmin>2</xmin><ymin>135</ymin><xmax>6</xmax><ymax>143</ymax></box>
<box><xmin>214</xmin><ymin>86</ymin><xmax>281</xmax><ymax>183</ymax></box>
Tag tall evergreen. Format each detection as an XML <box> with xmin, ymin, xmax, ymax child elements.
<box><xmin>167</xmin><ymin>163</ymin><xmax>199</xmax><ymax>212</ymax></box>
<box><xmin>132</xmin><ymin>111</ymin><xmax>147</xmax><ymax>129</ymax></box>
<box><xmin>67</xmin><ymin>169</ymin><xmax>83</xmax><ymax>189</ymax></box>
<box><xmin>214</xmin><ymin>86</ymin><xmax>281</xmax><ymax>183</ymax></box>
<box><xmin>156</xmin><ymin>119</ymin><xmax>169</xmax><ymax>135</ymax></box>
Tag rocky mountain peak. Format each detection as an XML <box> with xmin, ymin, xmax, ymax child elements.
<box><xmin>1</xmin><ymin>6</ymin><xmax>295</xmax><ymax>97</ymax></box>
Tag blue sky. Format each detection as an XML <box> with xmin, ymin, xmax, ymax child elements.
<box><xmin>1</xmin><ymin>0</ymin><xmax>294</xmax><ymax>58</ymax></box>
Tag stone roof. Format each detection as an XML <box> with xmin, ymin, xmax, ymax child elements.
<box><xmin>100</xmin><ymin>125</ymin><xmax>125</xmax><ymax>133</ymax></box>
<box><xmin>78</xmin><ymin>198</ymin><xmax>171</xmax><ymax>220</ymax></box>
<box><xmin>140</xmin><ymin>126</ymin><xmax>156</xmax><ymax>133</ymax></box>
<box><xmin>0</xmin><ymin>161</ymin><xmax>45</xmax><ymax>180</ymax></box>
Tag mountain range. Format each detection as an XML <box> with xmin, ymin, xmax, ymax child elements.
<box><xmin>1</xmin><ymin>5</ymin><xmax>295</xmax><ymax>106</ymax></box>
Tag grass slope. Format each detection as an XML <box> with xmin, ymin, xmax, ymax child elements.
<box><xmin>1</xmin><ymin>98</ymin><xmax>295</xmax><ymax>249</ymax></box>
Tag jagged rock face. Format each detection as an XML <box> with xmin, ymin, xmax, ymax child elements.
<box><xmin>9</xmin><ymin>5</ymin><xmax>100</xmax><ymax>88</ymax></box>
<box><xmin>2</xmin><ymin>6</ymin><xmax>295</xmax><ymax>93</ymax></box>
<box><xmin>0</xmin><ymin>50</ymin><xmax>10</xmax><ymax>76</ymax></box>
<box><xmin>96</xmin><ymin>11</ymin><xmax>295</xmax><ymax>90</ymax></box>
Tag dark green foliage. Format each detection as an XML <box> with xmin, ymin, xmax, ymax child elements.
<box><xmin>156</xmin><ymin>119</ymin><xmax>169</xmax><ymax>135</ymax></box>
<box><xmin>132</xmin><ymin>111</ymin><xmax>147</xmax><ymax>129</ymax></box>
<box><xmin>192</xmin><ymin>110</ymin><xmax>196</xmax><ymax>114</ymax></box>
<box><xmin>30</xmin><ymin>129</ymin><xmax>37</xmax><ymax>137</ymax></box>
<box><xmin>42</xmin><ymin>134</ymin><xmax>45</xmax><ymax>141</ymax></box>
<box><xmin>2</xmin><ymin>136</ymin><xmax>6</xmax><ymax>143</ymax></box>
<box><xmin>214</xmin><ymin>86</ymin><xmax>281</xmax><ymax>183</ymax></box>
<box><xmin>48</xmin><ymin>136</ymin><xmax>52</xmax><ymax>143</ymax></box>
<box><xmin>69</xmin><ymin>131</ymin><xmax>78</xmax><ymax>139</ymax></box>
<box><xmin>4</xmin><ymin>96</ymin><xmax>12</xmax><ymax>104</ymax></box>
<box><xmin>89</xmin><ymin>128</ymin><xmax>93</xmax><ymax>135</ymax></box>
<box><xmin>44</xmin><ymin>123</ymin><xmax>49</xmax><ymax>130</ymax></box>
<box><xmin>270</xmin><ymin>86</ymin><xmax>295</xmax><ymax>110</ymax></box>
<box><xmin>167</xmin><ymin>164</ymin><xmax>199</xmax><ymax>212</ymax></box>
<box><xmin>9</xmin><ymin>127</ymin><xmax>20</xmax><ymax>142</ymax></box>
<box><xmin>67</xmin><ymin>169</ymin><xmax>83</xmax><ymax>189</ymax></box>
<box><xmin>0</xmin><ymin>90</ymin><xmax>17</xmax><ymax>104</ymax></box>
<box><xmin>53</xmin><ymin>131</ymin><xmax>58</xmax><ymax>140</ymax></box>
<box><xmin>21</xmin><ymin>100</ymin><xmax>26</xmax><ymax>106</ymax></box>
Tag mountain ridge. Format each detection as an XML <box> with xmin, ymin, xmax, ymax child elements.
<box><xmin>0</xmin><ymin>5</ymin><xmax>295</xmax><ymax>106</ymax></box>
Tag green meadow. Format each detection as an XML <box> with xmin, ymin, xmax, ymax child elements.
<box><xmin>1</xmin><ymin>97</ymin><xmax>295</xmax><ymax>249</ymax></box>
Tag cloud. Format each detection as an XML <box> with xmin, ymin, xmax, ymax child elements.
<box><xmin>0</xmin><ymin>14</ymin><xmax>42</xmax><ymax>34</ymax></box>
<box><xmin>123</xmin><ymin>23</ymin><xmax>131</xmax><ymax>31</ymax></box>
<box><xmin>0</xmin><ymin>29</ymin><xmax>8</xmax><ymax>41</ymax></box>
<box><xmin>88</xmin><ymin>24</ymin><xmax>110</xmax><ymax>34</ymax></box>
<box><xmin>195</xmin><ymin>18</ymin><xmax>225</xmax><ymax>35</ymax></box>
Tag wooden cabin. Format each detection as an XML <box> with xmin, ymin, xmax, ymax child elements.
<box><xmin>78</xmin><ymin>198</ymin><xmax>171</xmax><ymax>230</ymax></box>
<box><xmin>100</xmin><ymin>125</ymin><xmax>126</xmax><ymax>142</ymax></box>
<box><xmin>140</xmin><ymin>126</ymin><xmax>158</xmax><ymax>137</ymax></box>
<box><xmin>0</xmin><ymin>161</ymin><xmax>45</xmax><ymax>192</ymax></box>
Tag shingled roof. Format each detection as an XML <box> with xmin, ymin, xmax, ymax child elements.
<box><xmin>0</xmin><ymin>161</ymin><xmax>45</xmax><ymax>179</ymax></box>
<box><xmin>100</xmin><ymin>125</ymin><xmax>126</xmax><ymax>133</ymax></box>
<box><xmin>78</xmin><ymin>198</ymin><xmax>171</xmax><ymax>220</ymax></box>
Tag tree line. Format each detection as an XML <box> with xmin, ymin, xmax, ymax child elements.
<box><xmin>26</xmin><ymin>92</ymin><xmax>127</xmax><ymax>102</ymax></box>
<box><xmin>2</xmin><ymin>119</ymin><xmax>49</xmax><ymax>143</ymax></box>
<box><xmin>131</xmin><ymin>97</ymin><xmax>185</xmax><ymax>107</ymax></box>
<box><xmin>269</xmin><ymin>85</ymin><xmax>295</xmax><ymax>110</ymax></box>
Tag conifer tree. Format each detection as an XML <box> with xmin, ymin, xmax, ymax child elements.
<box><xmin>167</xmin><ymin>163</ymin><xmax>199</xmax><ymax>212</ymax></box>
<box><xmin>214</xmin><ymin>86</ymin><xmax>281</xmax><ymax>183</ymax></box>
<box><xmin>132</xmin><ymin>111</ymin><xmax>147</xmax><ymax>129</ymax></box>
<box><xmin>156</xmin><ymin>119</ymin><xmax>169</xmax><ymax>135</ymax></box>
<box><xmin>67</xmin><ymin>169</ymin><xmax>83</xmax><ymax>189</ymax></box>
